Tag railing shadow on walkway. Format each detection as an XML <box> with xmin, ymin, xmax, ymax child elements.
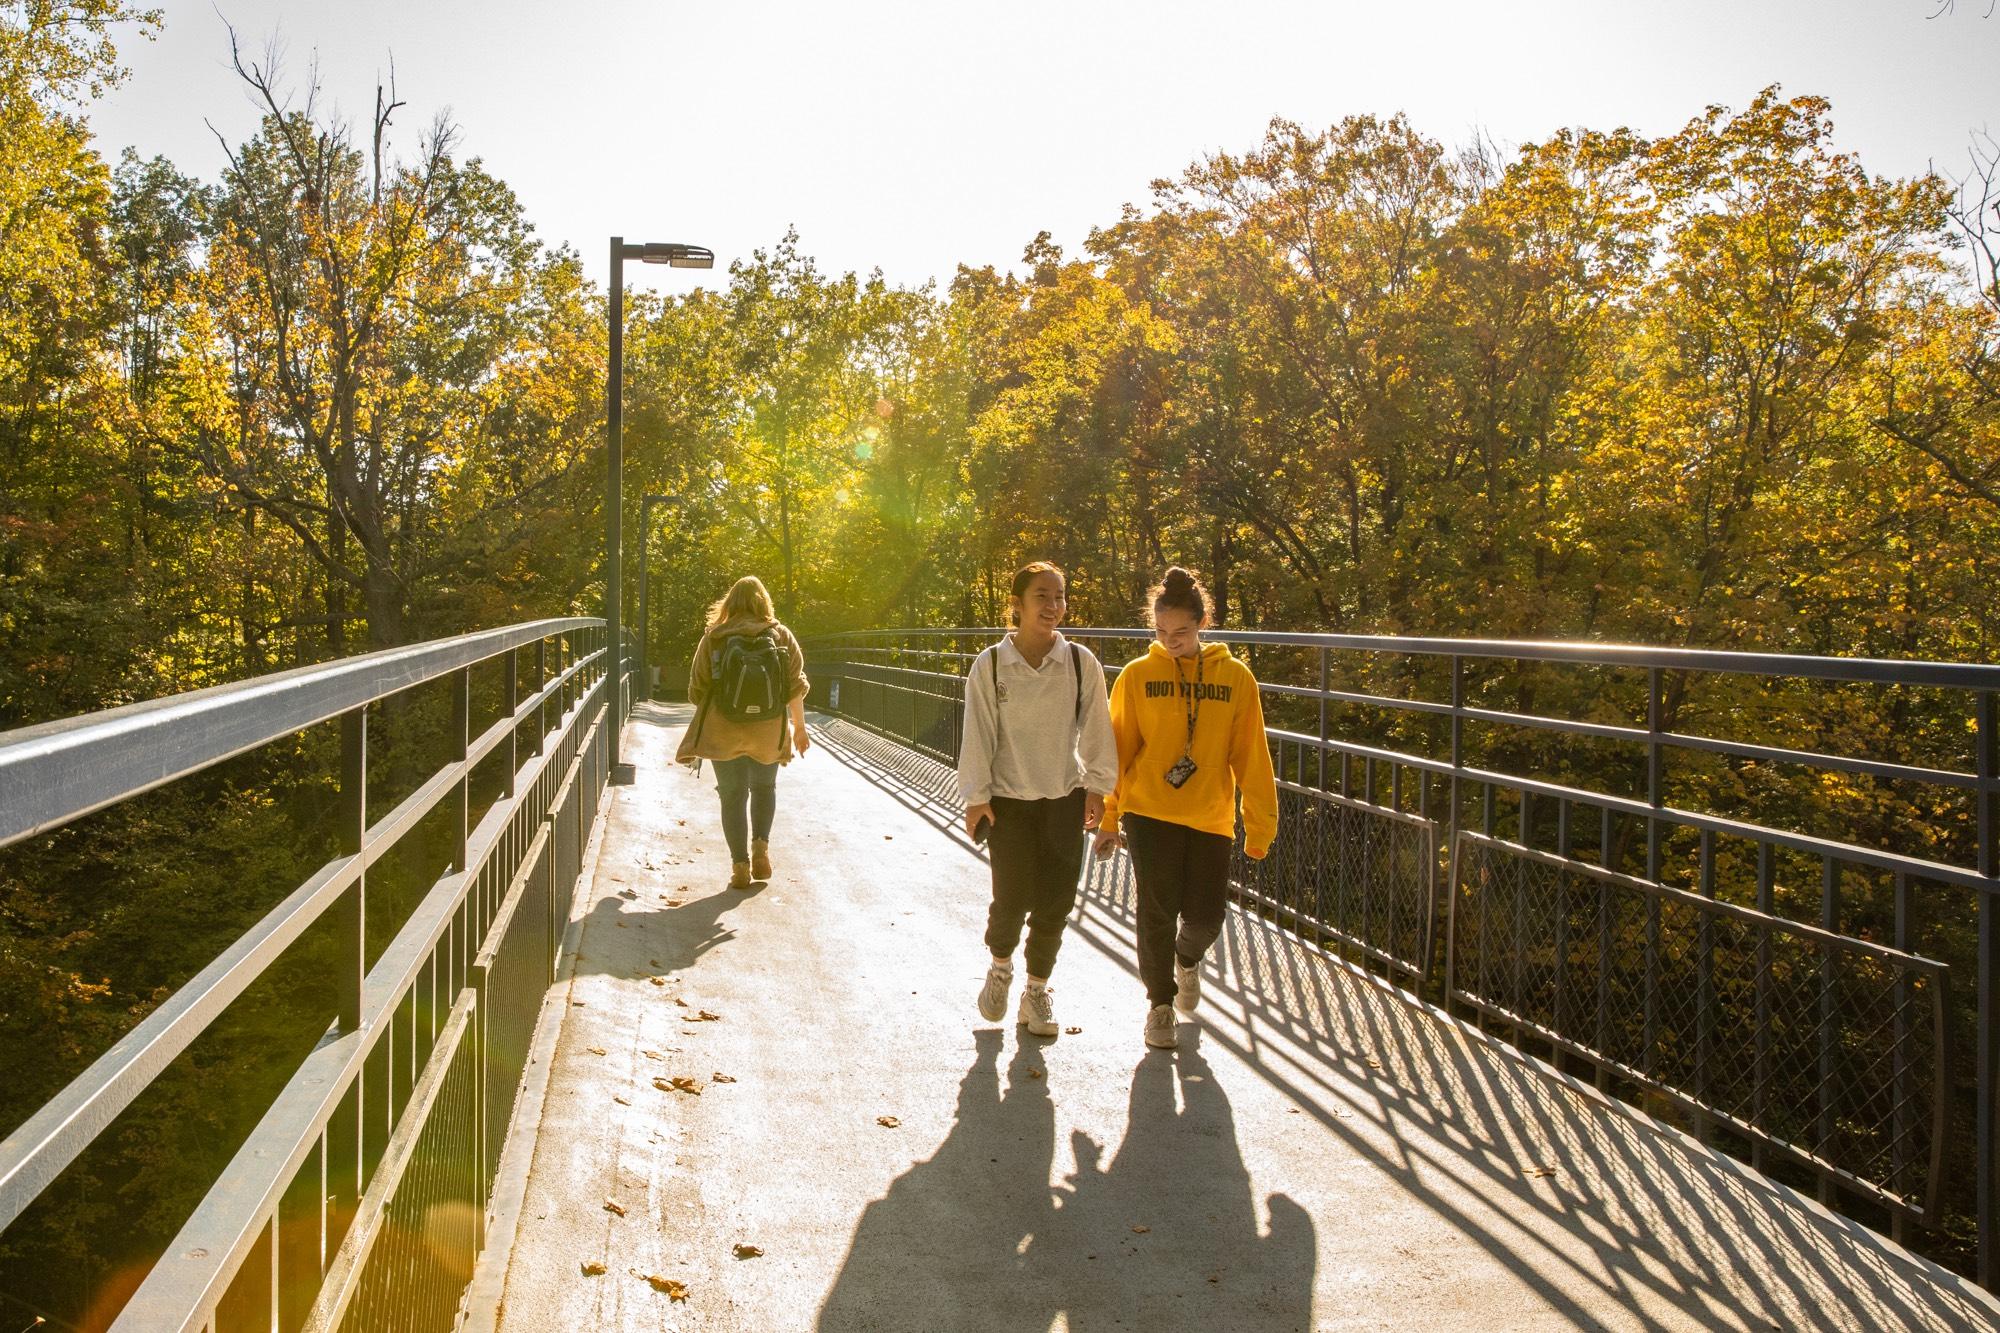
<box><xmin>816</xmin><ymin>1027</ymin><xmax>1316</xmax><ymax>1332</ymax></box>
<box><xmin>810</xmin><ymin>717</ymin><xmax>1997</xmax><ymax>1332</ymax></box>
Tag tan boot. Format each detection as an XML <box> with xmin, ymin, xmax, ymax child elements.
<box><xmin>751</xmin><ymin>839</ymin><xmax>773</xmax><ymax>880</ymax></box>
<box><xmin>729</xmin><ymin>860</ymin><xmax>754</xmax><ymax>890</ymax></box>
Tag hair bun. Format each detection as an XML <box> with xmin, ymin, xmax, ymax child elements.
<box><xmin>1163</xmin><ymin>567</ymin><xmax>1195</xmax><ymax>593</ymax></box>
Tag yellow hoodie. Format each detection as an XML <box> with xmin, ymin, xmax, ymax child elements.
<box><xmin>1102</xmin><ymin>641</ymin><xmax>1279</xmax><ymax>856</ymax></box>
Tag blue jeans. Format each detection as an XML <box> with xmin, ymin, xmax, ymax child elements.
<box><xmin>713</xmin><ymin>756</ymin><xmax>779</xmax><ymax>862</ymax></box>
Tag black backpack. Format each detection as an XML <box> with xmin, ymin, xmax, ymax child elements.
<box><xmin>711</xmin><ymin>629</ymin><xmax>788</xmax><ymax>724</ymax></box>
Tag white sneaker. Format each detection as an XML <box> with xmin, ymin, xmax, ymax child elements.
<box><xmin>1018</xmin><ymin>984</ymin><xmax>1057</xmax><ymax>1036</ymax></box>
<box><xmin>978</xmin><ymin>961</ymin><xmax>1014</xmax><ymax>1022</ymax></box>
<box><xmin>1144</xmin><ymin>1004</ymin><xmax>1178</xmax><ymax>1049</ymax></box>
<box><xmin>1173</xmin><ymin>958</ymin><xmax>1201</xmax><ymax>1014</ymax></box>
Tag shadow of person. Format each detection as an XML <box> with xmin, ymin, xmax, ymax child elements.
<box><xmin>570</xmin><ymin>883</ymin><xmax>765</xmax><ymax>981</ymax></box>
<box><xmin>1045</xmin><ymin>1029</ymin><xmax>1317</xmax><ymax>1332</ymax></box>
<box><xmin>818</xmin><ymin>1031</ymin><xmax>1062</xmax><ymax>1332</ymax></box>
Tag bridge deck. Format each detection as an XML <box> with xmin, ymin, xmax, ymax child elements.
<box><xmin>466</xmin><ymin>704</ymin><xmax>1995</xmax><ymax>1332</ymax></box>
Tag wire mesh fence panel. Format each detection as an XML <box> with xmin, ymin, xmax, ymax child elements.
<box><xmin>1448</xmin><ymin>831</ymin><xmax>1948</xmax><ymax>1219</ymax></box>
<box><xmin>1231</xmin><ymin>780</ymin><xmax>1439</xmax><ymax>978</ymax></box>
<box><xmin>339</xmin><ymin>997</ymin><xmax>480</xmax><ymax>1333</ymax></box>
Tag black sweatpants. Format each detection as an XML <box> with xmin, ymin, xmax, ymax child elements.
<box><xmin>984</xmin><ymin>788</ymin><xmax>1087</xmax><ymax>979</ymax></box>
<box><xmin>1123</xmin><ymin>812</ymin><xmax>1233</xmax><ymax>1006</ymax></box>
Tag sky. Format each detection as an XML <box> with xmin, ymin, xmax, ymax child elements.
<box><xmin>83</xmin><ymin>0</ymin><xmax>2000</xmax><ymax>298</ymax></box>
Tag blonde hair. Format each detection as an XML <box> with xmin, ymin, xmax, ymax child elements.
<box><xmin>705</xmin><ymin>575</ymin><xmax>777</xmax><ymax>630</ymax></box>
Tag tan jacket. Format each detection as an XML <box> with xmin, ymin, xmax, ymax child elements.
<box><xmin>674</xmin><ymin>617</ymin><xmax>809</xmax><ymax>766</ymax></box>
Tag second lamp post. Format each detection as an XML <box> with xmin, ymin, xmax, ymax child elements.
<box><xmin>607</xmin><ymin>236</ymin><xmax>712</xmax><ymax>784</ymax></box>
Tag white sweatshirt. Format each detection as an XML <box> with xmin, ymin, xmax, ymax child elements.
<box><xmin>957</xmin><ymin>633</ymin><xmax>1119</xmax><ymax>806</ymax></box>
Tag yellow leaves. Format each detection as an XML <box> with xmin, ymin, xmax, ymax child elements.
<box><xmin>876</xmin><ymin>1115</ymin><xmax>901</xmax><ymax>1128</ymax></box>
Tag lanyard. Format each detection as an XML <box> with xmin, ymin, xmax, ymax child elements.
<box><xmin>1171</xmin><ymin>649</ymin><xmax>1203</xmax><ymax>759</ymax></box>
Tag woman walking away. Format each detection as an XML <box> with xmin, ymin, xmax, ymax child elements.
<box><xmin>676</xmin><ymin>575</ymin><xmax>811</xmax><ymax>889</ymax></box>
<box><xmin>1095</xmin><ymin>567</ymin><xmax>1277</xmax><ymax>1050</ymax></box>
<box><xmin>958</xmin><ymin>561</ymin><xmax>1118</xmax><ymax>1037</ymax></box>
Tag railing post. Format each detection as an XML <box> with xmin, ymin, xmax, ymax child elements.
<box><xmin>534</xmin><ymin>638</ymin><xmax>548</xmax><ymax>757</ymax></box>
<box><xmin>1820</xmin><ymin>854</ymin><xmax>1839</xmax><ymax>1205</ymax></box>
<box><xmin>505</xmin><ymin>650</ymin><xmax>518</xmax><ymax>801</ymax></box>
<box><xmin>453</xmin><ymin>666</ymin><xmax>471</xmax><ymax>875</ymax></box>
<box><xmin>1647</xmin><ymin>667</ymin><xmax>1664</xmax><ymax>882</ymax></box>
<box><xmin>1317</xmin><ymin>647</ymin><xmax>1329</xmax><ymax>792</ymax></box>
<box><xmin>1977</xmin><ymin>689</ymin><xmax>1998</xmax><ymax>1288</ymax></box>
<box><xmin>337</xmin><ymin>709</ymin><xmax>366</xmax><ymax>1032</ymax></box>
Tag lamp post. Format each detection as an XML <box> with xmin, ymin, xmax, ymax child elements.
<box><xmin>635</xmin><ymin>492</ymin><xmax>682</xmax><ymax>700</ymax></box>
<box><xmin>608</xmin><ymin>237</ymin><xmax>713</xmax><ymax>785</ymax></box>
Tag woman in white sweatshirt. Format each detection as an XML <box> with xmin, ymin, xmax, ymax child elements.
<box><xmin>957</xmin><ymin>561</ymin><xmax>1118</xmax><ymax>1037</ymax></box>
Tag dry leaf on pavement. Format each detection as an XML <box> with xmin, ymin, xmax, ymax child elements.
<box><xmin>649</xmin><ymin>977</ymin><xmax>665</xmax><ymax>987</ymax></box>
<box><xmin>672</xmin><ymin>996</ymin><xmax>689</xmax><ymax>1006</ymax></box>
<box><xmin>1064</xmin><ymin>1026</ymin><xmax>1082</xmax><ymax>1034</ymax></box>
<box><xmin>876</xmin><ymin>1115</ymin><xmax>900</xmax><ymax>1128</ymax></box>
<box><xmin>1027</xmin><ymin>1068</ymin><xmax>1044</xmax><ymax>1080</ymax></box>
<box><xmin>580</xmin><ymin>1261</ymin><xmax>607</xmax><ymax>1277</ymax></box>
<box><xmin>693</xmin><ymin>1010</ymin><xmax>722</xmax><ymax>1022</ymax></box>
<box><xmin>655</xmin><ymin>1075</ymin><xmax>702</xmax><ymax>1095</ymax></box>
<box><xmin>1131</xmin><ymin>1225</ymin><xmax>1151</xmax><ymax>1234</ymax></box>
<box><xmin>642</xmin><ymin>1050</ymin><xmax>663</xmax><ymax>1060</ymax></box>
<box><xmin>612</xmin><ymin>1095</ymin><xmax>631</xmax><ymax>1106</ymax></box>
<box><xmin>1528</xmin><ymin>1165</ymin><xmax>1557</xmax><ymax>1178</ymax></box>
<box><xmin>732</xmin><ymin>1243</ymin><xmax>763</xmax><ymax>1259</ymax></box>
<box><xmin>588</xmin><ymin>1047</ymin><xmax>606</xmax><ymax>1056</ymax></box>
<box><xmin>603</xmin><ymin>1200</ymin><xmax>626</xmax><ymax>1217</ymax></box>
<box><xmin>711</xmin><ymin>1072</ymin><xmax>737</xmax><ymax>1083</ymax></box>
<box><xmin>645</xmin><ymin>1273</ymin><xmax>689</xmax><ymax>1301</ymax></box>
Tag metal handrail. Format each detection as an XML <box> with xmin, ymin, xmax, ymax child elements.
<box><xmin>0</xmin><ymin>617</ymin><xmax>627</xmax><ymax>1332</ymax></box>
<box><xmin>818</xmin><ymin>625</ymin><xmax>2000</xmax><ymax>691</ymax></box>
<box><xmin>0</xmin><ymin>616</ymin><xmax>600</xmax><ymax>849</ymax></box>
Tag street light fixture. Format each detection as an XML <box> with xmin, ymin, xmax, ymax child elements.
<box><xmin>608</xmin><ymin>236</ymin><xmax>713</xmax><ymax>785</ymax></box>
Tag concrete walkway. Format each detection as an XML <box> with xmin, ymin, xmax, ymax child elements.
<box><xmin>472</xmin><ymin>704</ymin><xmax>1998</xmax><ymax>1332</ymax></box>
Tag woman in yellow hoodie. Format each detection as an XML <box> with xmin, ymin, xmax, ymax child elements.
<box><xmin>1094</xmin><ymin>567</ymin><xmax>1277</xmax><ymax>1049</ymax></box>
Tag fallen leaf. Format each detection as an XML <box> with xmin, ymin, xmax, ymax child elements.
<box><xmin>1207</xmin><ymin>1273</ymin><xmax>1221</xmax><ymax>1285</ymax></box>
<box><xmin>615</xmin><ymin>921</ymin><xmax>628</xmax><ymax>929</ymax></box>
<box><xmin>642</xmin><ymin>1050</ymin><xmax>663</xmax><ymax>1061</ymax></box>
<box><xmin>672</xmin><ymin>996</ymin><xmax>689</xmax><ymax>1006</ymax></box>
<box><xmin>884</xmin><ymin>835</ymin><xmax>894</xmax><ymax>840</ymax></box>
<box><xmin>603</xmin><ymin>1200</ymin><xmax>626</xmax><ymax>1217</ymax></box>
<box><xmin>613</xmin><ymin>1095</ymin><xmax>631</xmax><ymax>1106</ymax></box>
<box><xmin>1064</xmin><ymin>1026</ymin><xmax>1082</xmax><ymax>1035</ymax></box>
<box><xmin>580</xmin><ymin>1260</ymin><xmax>607</xmax><ymax>1277</ymax></box>
<box><xmin>645</xmin><ymin>1273</ymin><xmax>689</xmax><ymax>1301</ymax></box>
<box><xmin>664</xmin><ymin>899</ymin><xmax>686</xmax><ymax>908</ymax></box>
<box><xmin>712</xmin><ymin>1072</ymin><xmax>737</xmax><ymax>1083</ymax></box>
<box><xmin>649</xmin><ymin>976</ymin><xmax>666</xmax><ymax>987</ymax></box>
<box><xmin>1528</xmin><ymin>1165</ymin><xmax>1558</xmax><ymax>1179</ymax></box>
<box><xmin>877</xmin><ymin>1115</ymin><xmax>901</xmax><ymax>1128</ymax></box>
<box><xmin>571</xmin><ymin>1000</ymin><xmax>587</xmax><ymax>1007</ymax></box>
<box><xmin>656</xmin><ymin>1076</ymin><xmax>702</xmax><ymax>1095</ymax></box>
<box><xmin>1027</xmin><ymin>1068</ymin><xmax>1044</xmax><ymax>1080</ymax></box>
<box><xmin>1287</xmin><ymin>1107</ymin><xmax>1300</xmax><ymax>1114</ymax></box>
<box><xmin>1131</xmin><ymin>1225</ymin><xmax>1150</xmax><ymax>1234</ymax></box>
<box><xmin>732</xmin><ymin>1243</ymin><xmax>763</xmax><ymax>1259</ymax></box>
<box><xmin>649</xmin><ymin>959</ymin><xmax>662</xmax><ymax>967</ymax></box>
<box><xmin>1184</xmin><ymin>1074</ymin><xmax>1204</xmax><ymax>1082</ymax></box>
<box><xmin>1365</xmin><ymin>1057</ymin><xmax>1382</xmax><ymax>1069</ymax></box>
<box><xmin>588</xmin><ymin>1046</ymin><xmax>607</xmax><ymax>1056</ymax></box>
<box><xmin>693</xmin><ymin>1010</ymin><xmax>722</xmax><ymax>1022</ymax></box>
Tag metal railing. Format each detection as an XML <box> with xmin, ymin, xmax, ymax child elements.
<box><xmin>0</xmin><ymin>618</ymin><xmax>630</xmax><ymax>1330</ymax></box>
<box><xmin>809</xmin><ymin>626</ymin><xmax>2000</xmax><ymax>1283</ymax></box>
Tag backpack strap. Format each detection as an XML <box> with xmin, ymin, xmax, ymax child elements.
<box><xmin>1070</xmin><ymin>641</ymin><xmax>1083</xmax><ymax>722</ymax></box>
